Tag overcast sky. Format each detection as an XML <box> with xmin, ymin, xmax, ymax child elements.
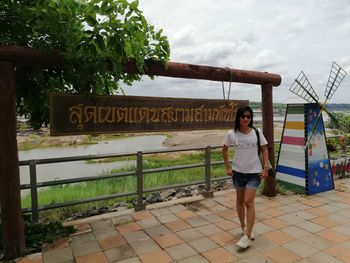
<box><xmin>123</xmin><ymin>0</ymin><xmax>350</xmax><ymax>104</ymax></box>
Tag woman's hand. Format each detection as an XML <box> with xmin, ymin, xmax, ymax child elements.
<box><xmin>260</xmin><ymin>168</ymin><xmax>269</xmax><ymax>179</ymax></box>
<box><xmin>226</xmin><ymin>166</ymin><xmax>232</xmax><ymax>176</ymax></box>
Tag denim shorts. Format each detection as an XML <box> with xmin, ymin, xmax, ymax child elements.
<box><xmin>232</xmin><ymin>171</ymin><xmax>261</xmax><ymax>190</ymax></box>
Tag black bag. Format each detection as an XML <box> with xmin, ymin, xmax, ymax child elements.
<box><xmin>252</xmin><ymin>127</ymin><xmax>275</xmax><ymax>177</ymax></box>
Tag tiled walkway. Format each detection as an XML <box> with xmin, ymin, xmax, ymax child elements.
<box><xmin>18</xmin><ymin>178</ymin><xmax>350</xmax><ymax>263</ymax></box>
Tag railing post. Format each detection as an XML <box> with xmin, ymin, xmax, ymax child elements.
<box><xmin>29</xmin><ymin>160</ymin><xmax>39</xmax><ymax>223</ymax></box>
<box><xmin>202</xmin><ymin>146</ymin><xmax>214</xmax><ymax>198</ymax></box>
<box><xmin>134</xmin><ymin>151</ymin><xmax>146</xmax><ymax>211</ymax></box>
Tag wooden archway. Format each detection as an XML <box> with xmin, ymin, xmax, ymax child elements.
<box><xmin>0</xmin><ymin>45</ymin><xmax>281</xmax><ymax>259</ymax></box>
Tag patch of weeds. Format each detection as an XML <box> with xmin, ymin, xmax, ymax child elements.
<box><xmin>0</xmin><ymin>216</ymin><xmax>75</xmax><ymax>257</ymax></box>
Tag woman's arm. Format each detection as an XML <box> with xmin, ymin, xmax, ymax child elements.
<box><xmin>260</xmin><ymin>144</ymin><xmax>269</xmax><ymax>179</ymax></box>
<box><xmin>222</xmin><ymin>144</ymin><xmax>232</xmax><ymax>176</ymax></box>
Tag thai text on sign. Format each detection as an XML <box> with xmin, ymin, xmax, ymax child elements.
<box><xmin>50</xmin><ymin>93</ymin><xmax>248</xmax><ymax>135</ymax></box>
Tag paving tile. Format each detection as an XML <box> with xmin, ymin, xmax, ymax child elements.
<box><xmin>311</xmin><ymin>216</ymin><xmax>340</xmax><ymax>228</ymax></box>
<box><xmin>117</xmin><ymin>257</ymin><xmax>142</xmax><ymax>263</ymax></box>
<box><xmin>104</xmin><ymin>244</ymin><xmax>136</xmax><ymax>262</ymax></box>
<box><xmin>111</xmin><ymin>215</ymin><xmax>134</xmax><ymax>226</ymax></box>
<box><xmin>263</xmin><ymin>230</ymin><xmax>294</xmax><ymax>244</ymax></box>
<box><xmin>42</xmin><ymin>237</ymin><xmax>69</xmax><ymax>252</ymax></box>
<box><xmin>188</xmin><ymin>237</ymin><xmax>219</xmax><ymax>253</ymax></box>
<box><xmin>223</xmin><ymin>244</ymin><xmax>261</xmax><ymax>261</ymax></box>
<box><xmin>165</xmin><ymin>219</ymin><xmax>191</xmax><ymax>232</ymax></box>
<box><xmin>165</xmin><ymin>243</ymin><xmax>198</xmax><ymax>261</ymax></box>
<box><xmin>251</xmin><ymin>222</ymin><xmax>274</xmax><ymax>236</ymax></box>
<box><xmin>144</xmin><ymin>225</ymin><xmax>172</xmax><ymax>238</ymax></box>
<box><xmin>261</xmin><ymin>218</ymin><xmax>289</xmax><ymax>229</ymax></box>
<box><xmin>168</xmin><ymin>204</ymin><xmax>187</xmax><ymax>213</ymax></box>
<box><xmin>75</xmin><ymin>251</ymin><xmax>108</xmax><ymax>263</ymax></box>
<box><xmin>302</xmin><ymin>251</ymin><xmax>343</xmax><ymax>263</ymax></box>
<box><xmin>261</xmin><ymin>207</ymin><xmax>286</xmax><ymax>217</ymax></box>
<box><xmin>137</xmin><ymin>217</ymin><xmax>161</xmax><ymax>229</ymax></box>
<box><xmin>281</xmin><ymin>225</ymin><xmax>310</xmax><ymax>238</ymax></box>
<box><xmin>70</xmin><ymin>232</ymin><xmax>96</xmax><ymax>245</ymax></box>
<box><xmin>331</xmin><ymin>223</ymin><xmax>350</xmax><ymax>236</ymax></box>
<box><xmin>177</xmin><ymin>254</ymin><xmax>210</xmax><ymax>263</ymax></box>
<box><xmin>132</xmin><ymin>211</ymin><xmax>154</xmax><ymax>221</ymax></box>
<box><xmin>176</xmin><ymin>228</ymin><xmax>204</xmax><ymax>242</ymax></box>
<box><xmin>255</xmin><ymin>212</ymin><xmax>273</xmax><ymax>221</ymax></box>
<box><xmin>301</xmin><ymin>234</ymin><xmax>332</xmax><ymax>250</ymax></box>
<box><xmin>221</xmin><ymin>200</ymin><xmax>235</xmax><ymax>209</ymax></box>
<box><xmin>324</xmin><ymin>245</ymin><xmax>350</xmax><ymax>263</ymax></box>
<box><xmin>42</xmin><ymin>247</ymin><xmax>74</xmax><ymax>263</ymax></box>
<box><xmin>150</xmin><ymin>207</ymin><xmax>172</xmax><ymax>217</ymax></box>
<box><xmin>278</xmin><ymin>205</ymin><xmax>301</xmax><ymax>213</ymax></box>
<box><xmin>327</xmin><ymin>213</ymin><xmax>350</xmax><ymax>224</ymax></box>
<box><xmin>202</xmin><ymin>247</ymin><xmax>237</xmax><ymax>263</ymax></box>
<box><xmin>317</xmin><ymin>229</ymin><xmax>350</xmax><ymax>243</ymax></box>
<box><xmin>209</xmin><ymin>231</ymin><xmax>236</xmax><ymax>246</ymax></box>
<box><xmin>17</xmin><ymin>253</ymin><xmax>43</xmax><ymax>263</ymax></box>
<box><xmin>176</xmin><ymin>209</ymin><xmax>198</xmax><ymax>220</ymax></box>
<box><xmin>215</xmin><ymin>219</ymin><xmax>240</xmax><ymax>231</ymax></box>
<box><xmin>157</xmin><ymin>213</ymin><xmax>179</xmax><ymax>224</ymax></box>
<box><xmin>319</xmin><ymin>204</ymin><xmax>342</xmax><ymax>213</ymax></box>
<box><xmin>282</xmin><ymin>240</ymin><xmax>319</xmax><ymax>257</ymax></box>
<box><xmin>251</xmin><ymin>235</ymin><xmax>278</xmax><ymax>252</ymax></box>
<box><xmin>123</xmin><ymin>231</ymin><xmax>160</xmax><ymax>256</ymax></box>
<box><xmin>116</xmin><ymin>222</ymin><xmax>141</xmax><ymax>235</ymax></box>
<box><xmin>98</xmin><ymin>235</ymin><xmax>126</xmax><ymax>250</ymax></box>
<box><xmin>185</xmin><ymin>216</ymin><xmax>209</xmax><ymax>227</ymax></box>
<box><xmin>153</xmin><ymin>233</ymin><xmax>184</xmax><ymax>248</ymax></box>
<box><xmin>306</xmin><ymin>207</ymin><xmax>330</xmax><ymax>217</ymax></box>
<box><xmin>301</xmin><ymin>199</ymin><xmax>323</xmax><ymax>207</ymax></box>
<box><xmin>71</xmin><ymin>240</ymin><xmax>102</xmax><ymax>257</ymax></box>
<box><xmin>139</xmin><ymin>250</ymin><xmax>172</xmax><ymax>263</ymax></box>
<box><xmin>90</xmin><ymin>220</ymin><xmax>113</xmax><ymax>231</ymax></box>
<box><xmin>202</xmin><ymin>214</ymin><xmax>226</xmax><ymax>224</ymax></box>
<box><xmin>93</xmin><ymin>228</ymin><xmax>119</xmax><ymax>240</ymax></box>
<box><xmin>295</xmin><ymin>220</ymin><xmax>326</xmax><ymax>233</ymax></box>
<box><xmin>210</xmin><ymin>204</ymin><xmax>228</xmax><ymax>213</ymax></box>
<box><xmin>264</xmin><ymin>247</ymin><xmax>300</xmax><ymax>263</ymax></box>
<box><xmin>215</xmin><ymin>209</ymin><xmax>237</xmax><ymax>219</ymax></box>
<box><xmin>196</xmin><ymin>224</ymin><xmax>223</xmax><ymax>236</ymax></box>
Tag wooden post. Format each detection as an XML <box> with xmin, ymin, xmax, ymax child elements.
<box><xmin>261</xmin><ymin>83</ymin><xmax>276</xmax><ymax>197</ymax></box>
<box><xmin>0</xmin><ymin>61</ymin><xmax>25</xmax><ymax>259</ymax></box>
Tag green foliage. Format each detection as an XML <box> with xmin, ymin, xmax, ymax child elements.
<box><xmin>0</xmin><ymin>217</ymin><xmax>75</xmax><ymax>255</ymax></box>
<box><xmin>1</xmin><ymin>0</ymin><xmax>170</xmax><ymax>129</ymax></box>
<box><xmin>327</xmin><ymin>112</ymin><xmax>350</xmax><ymax>133</ymax></box>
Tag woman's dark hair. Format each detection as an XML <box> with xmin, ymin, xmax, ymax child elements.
<box><xmin>234</xmin><ymin>105</ymin><xmax>254</xmax><ymax>131</ymax></box>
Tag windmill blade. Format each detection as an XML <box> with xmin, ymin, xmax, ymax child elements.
<box><xmin>325</xmin><ymin>62</ymin><xmax>347</xmax><ymax>100</ymax></box>
<box><xmin>289</xmin><ymin>71</ymin><xmax>319</xmax><ymax>103</ymax></box>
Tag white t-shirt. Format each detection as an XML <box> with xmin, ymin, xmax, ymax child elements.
<box><xmin>223</xmin><ymin>128</ymin><xmax>268</xmax><ymax>173</ymax></box>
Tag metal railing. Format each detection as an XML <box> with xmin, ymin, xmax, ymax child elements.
<box><xmin>20</xmin><ymin>145</ymin><xmax>227</xmax><ymax>223</ymax></box>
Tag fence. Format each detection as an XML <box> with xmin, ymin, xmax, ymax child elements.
<box><xmin>20</xmin><ymin>145</ymin><xmax>227</xmax><ymax>223</ymax></box>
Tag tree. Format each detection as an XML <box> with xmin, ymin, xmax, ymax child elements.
<box><xmin>0</xmin><ymin>0</ymin><xmax>170</xmax><ymax>129</ymax></box>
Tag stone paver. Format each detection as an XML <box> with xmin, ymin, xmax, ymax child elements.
<box><xmin>24</xmin><ymin>177</ymin><xmax>350</xmax><ymax>263</ymax></box>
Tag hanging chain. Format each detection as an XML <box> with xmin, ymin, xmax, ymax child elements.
<box><xmin>221</xmin><ymin>67</ymin><xmax>233</xmax><ymax>101</ymax></box>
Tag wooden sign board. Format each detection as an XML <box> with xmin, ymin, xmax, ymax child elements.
<box><xmin>49</xmin><ymin>93</ymin><xmax>248</xmax><ymax>135</ymax></box>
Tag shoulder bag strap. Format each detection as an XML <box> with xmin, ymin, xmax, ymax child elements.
<box><xmin>252</xmin><ymin>127</ymin><xmax>261</xmax><ymax>155</ymax></box>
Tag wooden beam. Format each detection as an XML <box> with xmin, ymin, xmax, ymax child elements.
<box><xmin>0</xmin><ymin>46</ymin><xmax>281</xmax><ymax>86</ymax></box>
<box><xmin>0</xmin><ymin>61</ymin><xmax>25</xmax><ymax>259</ymax></box>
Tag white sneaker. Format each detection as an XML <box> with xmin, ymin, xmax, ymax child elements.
<box><xmin>237</xmin><ymin>234</ymin><xmax>252</xmax><ymax>249</ymax></box>
<box><xmin>242</xmin><ymin>228</ymin><xmax>255</xmax><ymax>240</ymax></box>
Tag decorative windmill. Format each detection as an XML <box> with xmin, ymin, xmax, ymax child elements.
<box><xmin>276</xmin><ymin>62</ymin><xmax>347</xmax><ymax>195</ymax></box>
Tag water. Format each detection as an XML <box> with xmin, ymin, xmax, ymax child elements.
<box><xmin>19</xmin><ymin>135</ymin><xmax>166</xmax><ymax>185</ymax></box>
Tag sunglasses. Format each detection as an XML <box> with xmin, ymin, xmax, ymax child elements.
<box><xmin>240</xmin><ymin>114</ymin><xmax>251</xmax><ymax>119</ymax></box>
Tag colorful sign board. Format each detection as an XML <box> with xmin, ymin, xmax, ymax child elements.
<box><xmin>276</xmin><ymin>103</ymin><xmax>334</xmax><ymax>195</ymax></box>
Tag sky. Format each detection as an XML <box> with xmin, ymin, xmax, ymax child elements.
<box><xmin>123</xmin><ymin>0</ymin><xmax>350</xmax><ymax>104</ymax></box>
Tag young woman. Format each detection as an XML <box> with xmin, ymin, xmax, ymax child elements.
<box><xmin>222</xmin><ymin>105</ymin><xmax>269</xmax><ymax>248</ymax></box>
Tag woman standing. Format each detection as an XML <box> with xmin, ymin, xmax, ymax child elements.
<box><xmin>222</xmin><ymin>105</ymin><xmax>269</xmax><ymax>248</ymax></box>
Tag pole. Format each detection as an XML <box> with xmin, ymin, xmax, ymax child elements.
<box><xmin>261</xmin><ymin>83</ymin><xmax>276</xmax><ymax>197</ymax></box>
<box><xmin>0</xmin><ymin>61</ymin><xmax>25</xmax><ymax>259</ymax></box>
